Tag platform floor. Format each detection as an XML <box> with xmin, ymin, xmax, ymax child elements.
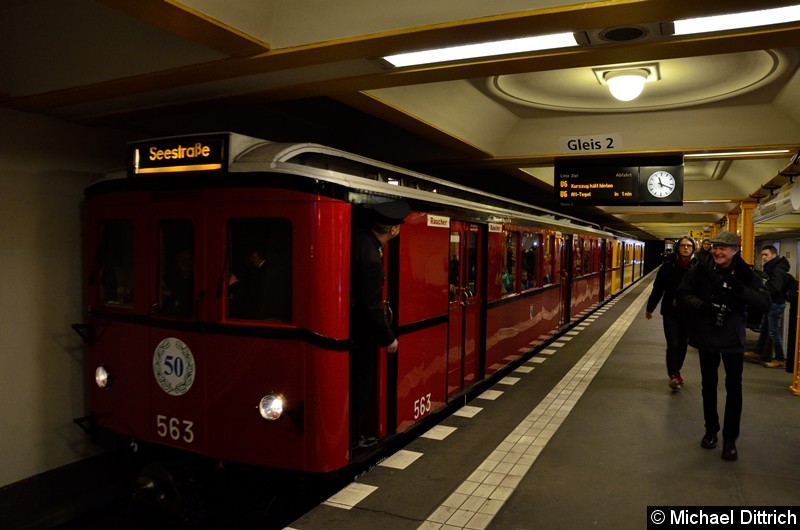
<box><xmin>289</xmin><ymin>274</ymin><xmax>800</xmax><ymax>530</ymax></box>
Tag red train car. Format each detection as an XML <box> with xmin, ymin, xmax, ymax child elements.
<box><xmin>79</xmin><ymin>133</ymin><xmax>642</xmax><ymax>484</ymax></box>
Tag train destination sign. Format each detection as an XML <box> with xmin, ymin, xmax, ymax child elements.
<box><xmin>129</xmin><ymin>134</ymin><xmax>228</xmax><ymax>176</ymax></box>
<box><xmin>555</xmin><ymin>156</ymin><xmax>683</xmax><ymax>206</ymax></box>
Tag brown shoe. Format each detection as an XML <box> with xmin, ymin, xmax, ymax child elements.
<box><xmin>764</xmin><ymin>360</ymin><xmax>786</xmax><ymax>368</ymax></box>
<box><xmin>744</xmin><ymin>351</ymin><xmax>763</xmax><ymax>364</ymax></box>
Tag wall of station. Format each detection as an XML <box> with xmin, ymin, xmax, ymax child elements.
<box><xmin>0</xmin><ymin>108</ymin><xmax>132</xmax><ymax>488</ymax></box>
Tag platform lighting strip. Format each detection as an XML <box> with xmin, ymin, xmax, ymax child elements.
<box><xmin>674</xmin><ymin>5</ymin><xmax>800</xmax><ymax>35</ymax></box>
<box><xmin>685</xmin><ymin>149</ymin><xmax>791</xmax><ymax>158</ymax></box>
<box><xmin>683</xmin><ymin>199</ymin><xmax>737</xmax><ymax>203</ymax></box>
<box><xmin>382</xmin><ymin>33</ymin><xmax>577</xmax><ymax>67</ymax></box>
<box><xmin>382</xmin><ymin>5</ymin><xmax>800</xmax><ymax>68</ymax></box>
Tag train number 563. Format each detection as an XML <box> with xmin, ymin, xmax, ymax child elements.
<box><xmin>156</xmin><ymin>415</ymin><xmax>195</xmax><ymax>443</ymax></box>
<box><xmin>413</xmin><ymin>393</ymin><xmax>432</xmax><ymax>419</ymax></box>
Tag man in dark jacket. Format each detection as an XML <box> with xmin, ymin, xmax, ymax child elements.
<box><xmin>747</xmin><ymin>245</ymin><xmax>790</xmax><ymax>368</ymax></box>
<box><xmin>677</xmin><ymin>231</ymin><xmax>770</xmax><ymax>461</ymax></box>
<box><xmin>645</xmin><ymin>236</ymin><xmax>696</xmax><ymax>390</ymax></box>
<box><xmin>694</xmin><ymin>238</ymin><xmax>713</xmax><ymax>269</ymax></box>
<box><xmin>350</xmin><ymin>200</ymin><xmax>410</xmax><ymax>449</ymax></box>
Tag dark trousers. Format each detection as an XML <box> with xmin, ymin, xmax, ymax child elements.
<box><xmin>350</xmin><ymin>341</ymin><xmax>379</xmax><ymax>443</ymax></box>
<box><xmin>698</xmin><ymin>350</ymin><xmax>744</xmax><ymax>441</ymax></box>
<box><xmin>756</xmin><ymin>302</ymin><xmax>786</xmax><ymax>361</ymax></box>
<box><xmin>662</xmin><ymin>313</ymin><xmax>689</xmax><ymax>378</ymax></box>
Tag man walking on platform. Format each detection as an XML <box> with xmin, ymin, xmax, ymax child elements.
<box><xmin>645</xmin><ymin>237</ymin><xmax>695</xmax><ymax>390</ymax></box>
<box><xmin>677</xmin><ymin>231</ymin><xmax>770</xmax><ymax>461</ymax></box>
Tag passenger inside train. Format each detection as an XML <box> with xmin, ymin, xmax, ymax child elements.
<box><xmin>227</xmin><ymin>218</ymin><xmax>292</xmax><ymax>322</ymax></box>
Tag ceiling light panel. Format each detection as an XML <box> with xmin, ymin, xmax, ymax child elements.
<box><xmin>685</xmin><ymin>150</ymin><xmax>791</xmax><ymax>158</ymax></box>
<box><xmin>674</xmin><ymin>5</ymin><xmax>800</xmax><ymax>35</ymax></box>
<box><xmin>382</xmin><ymin>33</ymin><xmax>577</xmax><ymax>67</ymax></box>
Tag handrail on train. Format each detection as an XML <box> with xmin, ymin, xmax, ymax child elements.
<box><xmin>235</xmin><ymin>137</ymin><xmax>615</xmax><ymax>233</ymax></box>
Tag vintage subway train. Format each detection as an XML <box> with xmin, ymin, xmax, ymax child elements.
<box><xmin>77</xmin><ymin>132</ymin><xmax>643</xmax><ymax>481</ymax></box>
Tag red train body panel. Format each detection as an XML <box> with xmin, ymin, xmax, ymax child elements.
<box><xmin>80</xmin><ymin>133</ymin><xmax>644</xmax><ymax>476</ymax></box>
<box><xmin>484</xmin><ymin>286</ymin><xmax>563</xmax><ymax>375</ymax></box>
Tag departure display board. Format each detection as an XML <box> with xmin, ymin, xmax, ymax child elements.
<box><xmin>555</xmin><ymin>156</ymin><xmax>683</xmax><ymax>206</ymax></box>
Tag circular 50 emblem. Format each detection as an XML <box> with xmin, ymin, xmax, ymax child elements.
<box><xmin>153</xmin><ymin>337</ymin><xmax>195</xmax><ymax>396</ymax></box>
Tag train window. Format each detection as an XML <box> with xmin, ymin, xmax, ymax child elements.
<box><xmin>594</xmin><ymin>240</ymin><xmax>602</xmax><ymax>273</ymax></box>
<box><xmin>543</xmin><ymin>235</ymin><xmax>554</xmax><ymax>284</ymax></box>
<box><xmin>159</xmin><ymin>220</ymin><xmax>194</xmax><ymax>317</ymax></box>
<box><xmin>574</xmin><ymin>238</ymin><xmax>583</xmax><ymax>276</ymax></box>
<box><xmin>583</xmin><ymin>239</ymin><xmax>592</xmax><ymax>274</ymax></box>
<box><xmin>449</xmin><ymin>232</ymin><xmax>461</xmax><ymax>301</ymax></box>
<box><xmin>501</xmin><ymin>230</ymin><xmax>517</xmax><ymax>294</ymax></box>
<box><xmin>227</xmin><ymin>218</ymin><xmax>292</xmax><ymax>322</ymax></box>
<box><xmin>465</xmin><ymin>229</ymin><xmax>478</xmax><ymax>295</ymax></box>
<box><xmin>98</xmin><ymin>220</ymin><xmax>134</xmax><ymax>307</ymax></box>
<box><xmin>521</xmin><ymin>232</ymin><xmax>540</xmax><ymax>289</ymax></box>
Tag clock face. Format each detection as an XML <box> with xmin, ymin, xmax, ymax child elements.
<box><xmin>646</xmin><ymin>171</ymin><xmax>675</xmax><ymax>198</ymax></box>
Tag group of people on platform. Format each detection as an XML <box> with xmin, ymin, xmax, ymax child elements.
<box><xmin>646</xmin><ymin>231</ymin><xmax>795</xmax><ymax>462</ymax></box>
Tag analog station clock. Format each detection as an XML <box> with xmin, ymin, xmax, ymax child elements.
<box><xmin>646</xmin><ymin>170</ymin><xmax>675</xmax><ymax>198</ymax></box>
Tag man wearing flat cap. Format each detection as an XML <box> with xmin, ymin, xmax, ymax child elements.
<box><xmin>349</xmin><ymin>200</ymin><xmax>411</xmax><ymax>449</ymax></box>
<box><xmin>677</xmin><ymin>230</ymin><xmax>770</xmax><ymax>461</ymax></box>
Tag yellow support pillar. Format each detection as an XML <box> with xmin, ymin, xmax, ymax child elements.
<box><xmin>726</xmin><ymin>212</ymin><xmax>738</xmax><ymax>233</ymax></box>
<box><xmin>792</xmin><ymin>290</ymin><xmax>800</xmax><ymax>395</ymax></box>
<box><xmin>739</xmin><ymin>200</ymin><xmax>756</xmax><ymax>265</ymax></box>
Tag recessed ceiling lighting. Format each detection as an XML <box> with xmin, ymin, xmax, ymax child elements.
<box><xmin>382</xmin><ymin>33</ymin><xmax>577</xmax><ymax>68</ymax></box>
<box><xmin>594</xmin><ymin>65</ymin><xmax>659</xmax><ymax>101</ymax></box>
<box><xmin>683</xmin><ymin>199</ymin><xmax>738</xmax><ymax>203</ymax></box>
<box><xmin>685</xmin><ymin>149</ymin><xmax>791</xmax><ymax>158</ymax></box>
<box><xmin>674</xmin><ymin>5</ymin><xmax>800</xmax><ymax>35</ymax></box>
<box><xmin>383</xmin><ymin>5</ymin><xmax>800</xmax><ymax>67</ymax></box>
<box><xmin>604</xmin><ymin>69</ymin><xmax>649</xmax><ymax>101</ymax></box>
<box><xmin>382</xmin><ymin>6</ymin><xmax>800</xmax><ymax>67</ymax></box>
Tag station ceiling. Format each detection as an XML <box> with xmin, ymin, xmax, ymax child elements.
<box><xmin>3</xmin><ymin>0</ymin><xmax>800</xmax><ymax>242</ymax></box>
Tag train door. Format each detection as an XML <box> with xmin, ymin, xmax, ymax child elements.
<box><xmin>447</xmin><ymin>222</ymin><xmax>482</xmax><ymax>398</ymax></box>
<box><xmin>394</xmin><ymin>210</ymin><xmax>450</xmax><ymax>434</ymax></box>
<box><xmin>610</xmin><ymin>239</ymin><xmax>622</xmax><ymax>295</ymax></box>
<box><xmin>147</xmin><ymin>206</ymin><xmax>205</xmax><ymax>451</ymax></box>
<box><xmin>559</xmin><ymin>233</ymin><xmax>572</xmax><ymax>326</ymax></box>
<box><xmin>382</xmin><ymin>233</ymin><xmax>400</xmax><ymax>439</ymax></box>
<box><xmin>599</xmin><ymin>239</ymin><xmax>607</xmax><ymax>301</ymax></box>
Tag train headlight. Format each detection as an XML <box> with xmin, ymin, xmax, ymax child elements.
<box><xmin>95</xmin><ymin>365</ymin><xmax>112</xmax><ymax>389</ymax></box>
<box><xmin>258</xmin><ymin>393</ymin><xmax>285</xmax><ymax>420</ymax></box>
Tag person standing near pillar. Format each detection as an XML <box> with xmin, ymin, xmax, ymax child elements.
<box><xmin>747</xmin><ymin>245</ymin><xmax>789</xmax><ymax>368</ymax></box>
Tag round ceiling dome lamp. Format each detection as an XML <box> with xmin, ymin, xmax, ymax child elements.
<box><xmin>604</xmin><ymin>69</ymin><xmax>649</xmax><ymax>101</ymax></box>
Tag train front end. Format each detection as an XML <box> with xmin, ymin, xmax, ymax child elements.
<box><xmin>83</xmin><ymin>134</ymin><xmax>355</xmax><ymax>475</ymax></box>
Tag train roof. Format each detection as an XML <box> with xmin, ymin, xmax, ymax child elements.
<box><xmin>94</xmin><ymin>132</ymin><xmax>638</xmax><ymax>241</ymax></box>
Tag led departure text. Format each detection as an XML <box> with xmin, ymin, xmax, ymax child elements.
<box><xmin>149</xmin><ymin>143</ymin><xmax>211</xmax><ymax>161</ymax></box>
